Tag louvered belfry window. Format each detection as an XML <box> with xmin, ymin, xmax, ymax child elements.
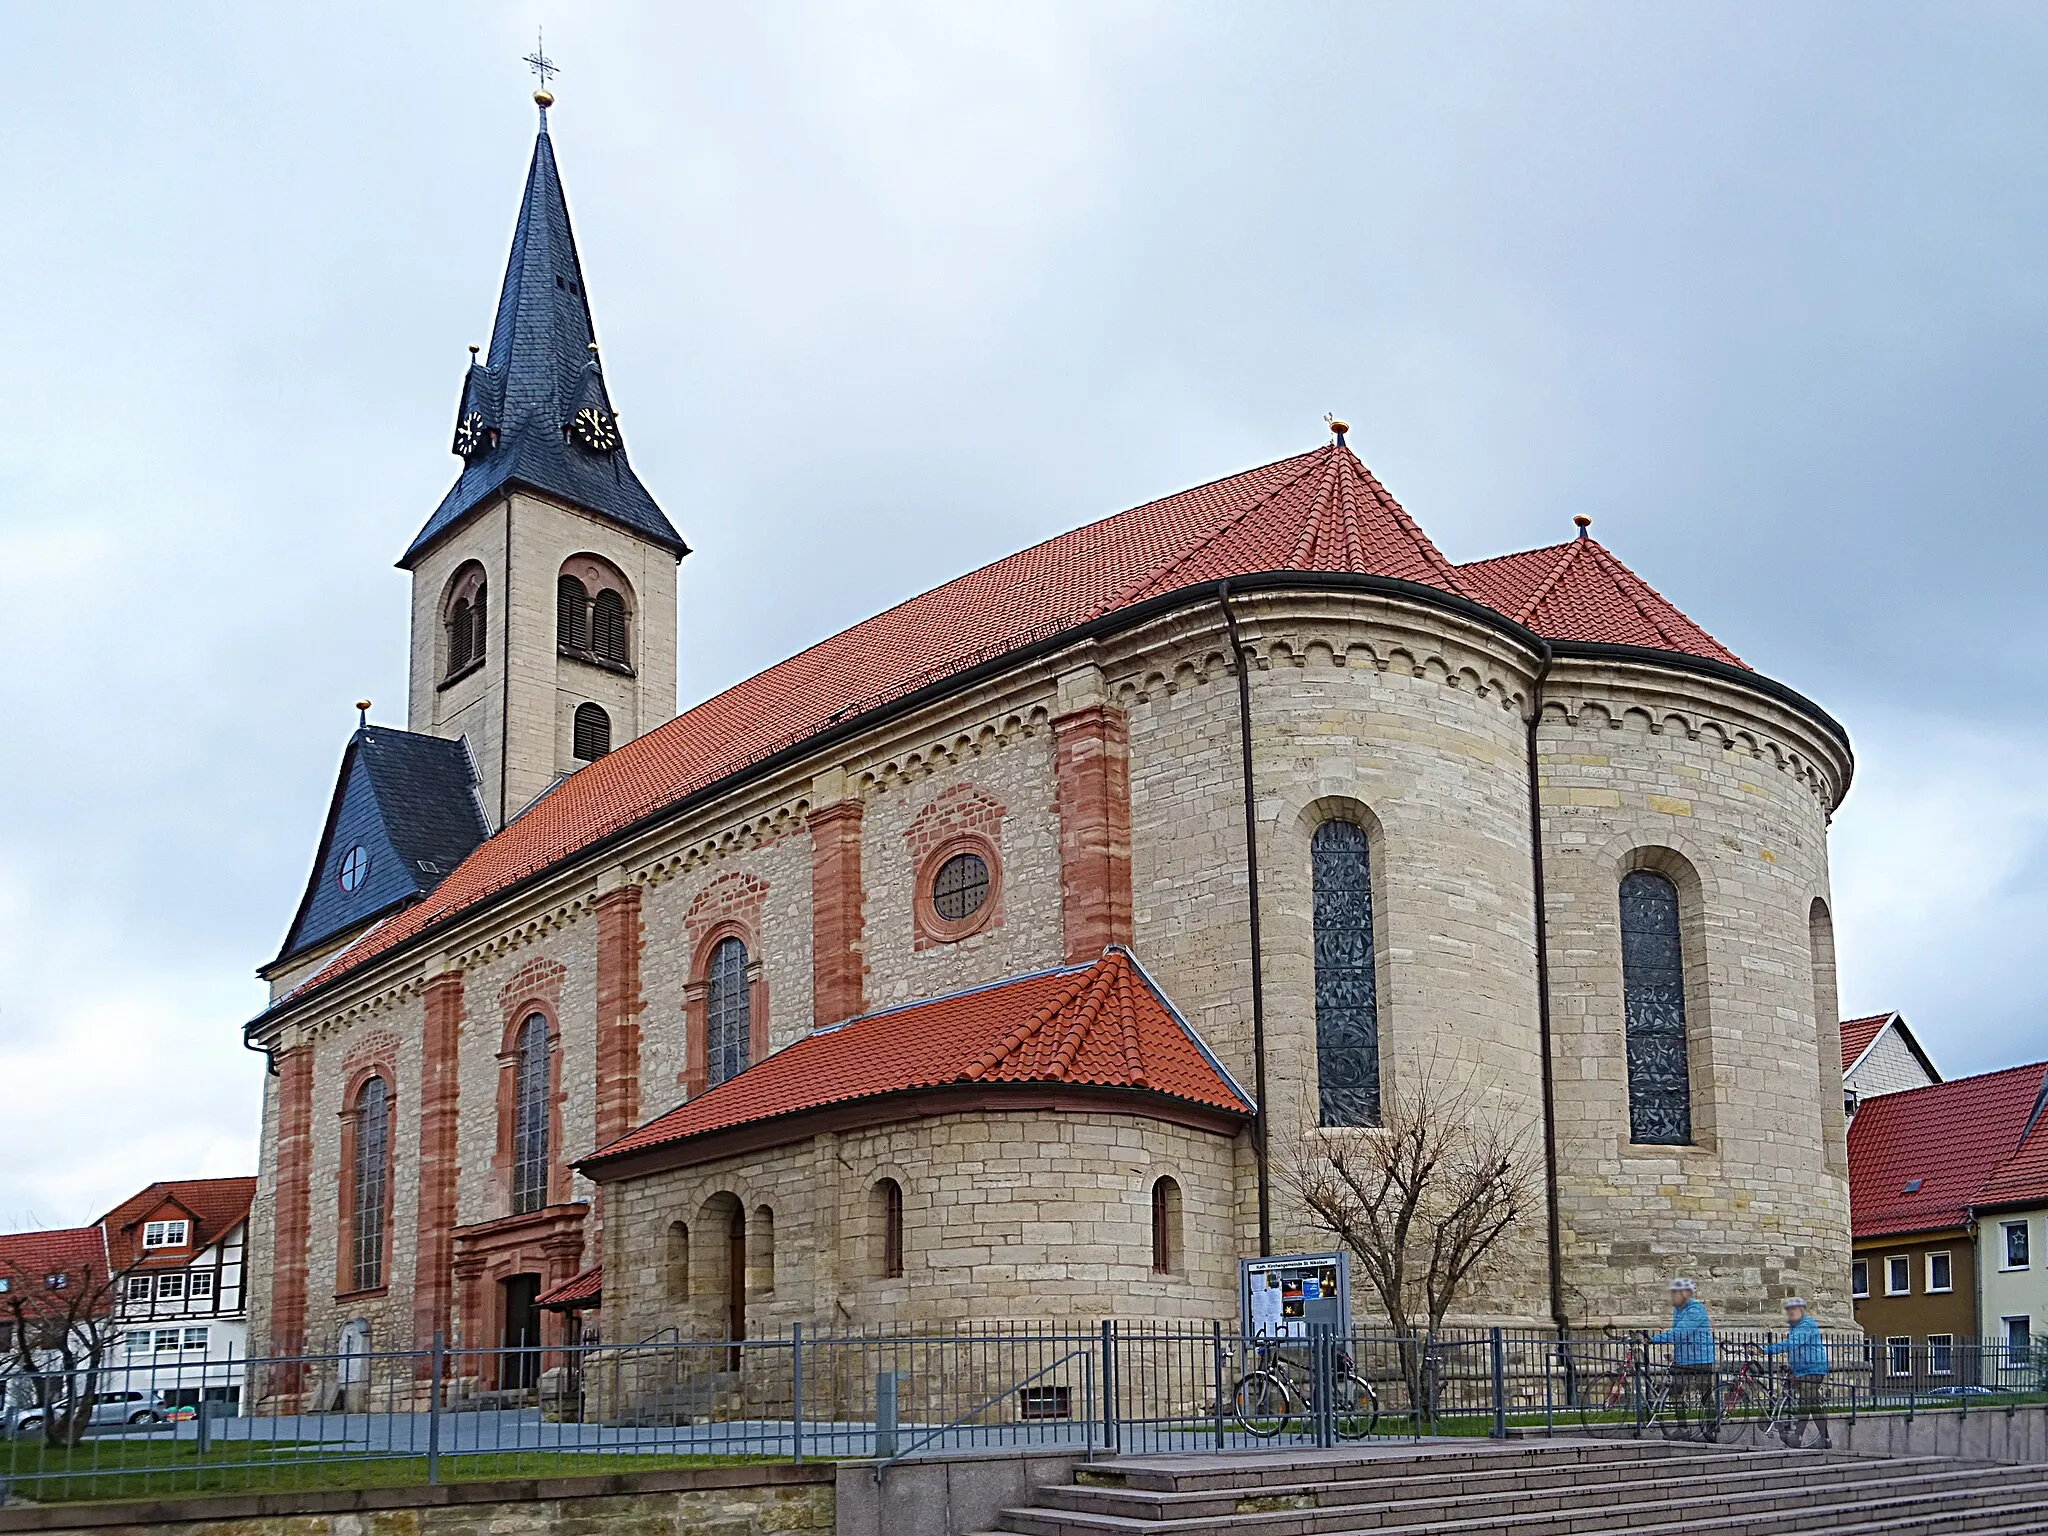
<box><xmin>592</xmin><ymin>589</ymin><xmax>629</xmax><ymax>664</ymax></box>
<box><xmin>511</xmin><ymin>1014</ymin><xmax>551</xmax><ymax>1215</ymax></box>
<box><xmin>572</xmin><ymin>703</ymin><xmax>611</xmax><ymax>761</ymax></box>
<box><xmin>557</xmin><ymin>575</ymin><xmax>589</xmax><ymax>651</ymax></box>
<box><xmin>447</xmin><ymin>598</ymin><xmax>473</xmax><ymax>675</ymax></box>
<box><xmin>705</xmin><ymin>937</ymin><xmax>751</xmax><ymax>1089</ymax></box>
<box><xmin>1312</xmin><ymin>820</ymin><xmax>1380</xmax><ymax>1126</ymax></box>
<box><xmin>350</xmin><ymin>1076</ymin><xmax>389</xmax><ymax>1292</ymax></box>
<box><xmin>1621</xmin><ymin>870</ymin><xmax>1693</xmax><ymax>1144</ymax></box>
<box><xmin>470</xmin><ymin>579</ymin><xmax>487</xmax><ymax>664</ymax></box>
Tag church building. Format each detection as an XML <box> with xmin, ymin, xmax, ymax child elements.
<box><xmin>247</xmin><ymin>94</ymin><xmax>1857</xmax><ymax>1372</ymax></box>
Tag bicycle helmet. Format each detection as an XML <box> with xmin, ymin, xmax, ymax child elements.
<box><xmin>1668</xmin><ymin>1276</ymin><xmax>1696</xmax><ymax>1294</ymax></box>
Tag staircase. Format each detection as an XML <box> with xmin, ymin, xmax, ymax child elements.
<box><xmin>981</xmin><ymin>1440</ymin><xmax>2048</xmax><ymax>1535</ymax></box>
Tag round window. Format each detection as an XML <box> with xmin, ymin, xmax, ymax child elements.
<box><xmin>337</xmin><ymin>846</ymin><xmax>371</xmax><ymax>893</ymax></box>
<box><xmin>932</xmin><ymin>851</ymin><xmax>990</xmax><ymax>923</ymax></box>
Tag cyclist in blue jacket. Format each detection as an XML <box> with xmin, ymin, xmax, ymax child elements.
<box><xmin>1762</xmin><ymin>1297</ymin><xmax>1831</xmax><ymax>1447</ymax></box>
<box><xmin>1650</xmin><ymin>1277</ymin><xmax>1720</xmax><ymax>1440</ymax></box>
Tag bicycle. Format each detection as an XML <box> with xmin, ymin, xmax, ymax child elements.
<box><xmin>1230</xmin><ymin>1335</ymin><xmax>1381</xmax><ymax>1439</ymax></box>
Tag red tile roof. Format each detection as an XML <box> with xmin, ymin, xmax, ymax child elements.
<box><xmin>273</xmin><ymin>445</ymin><xmax>1752</xmax><ymax>1011</ymax></box>
<box><xmin>1847</xmin><ymin>1062</ymin><xmax>2048</xmax><ymax>1238</ymax></box>
<box><xmin>98</xmin><ymin>1178</ymin><xmax>257</xmax><ymax>1269</ymax></box>
<box><xmin>1840</xmin><ymin>1013</ymin><xmax>1895</xmax><ymax>1075</ymax></box>
<box><xmin>1457</xmin><ymin>532</ymin><xmax>1745</xmax><ymax>668</ymax></box>
<box><xmin>1975</xmin><ymin>1080</ymin><xmax>2048</xmax><ymax>1209</ymax></box>
<box><xmin>538</xmin><ymin>1266</ymin><xmax>602</xmax><ymax>1310</ymax></box>
<box><xmin>0</xmin><ymin>1227</ymin><xmax>112</xmax><ymax>1317</ymax></box>
<box><xmin>583</xmin><ymin>949</ymin><xmax>1250</xmax><ymax>1168</ymax></box>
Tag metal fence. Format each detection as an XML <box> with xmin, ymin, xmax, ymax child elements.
<box><xmin>0</xmin><ymin>1325</ymin><xmax>2041</xmax><ymax>1503</ymax></box>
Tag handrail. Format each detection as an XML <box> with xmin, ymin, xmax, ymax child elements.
<box><xmin>873</xmin><ymin>1345</ymin><xmax>1092</xmax><ymax>1482</ymax></box>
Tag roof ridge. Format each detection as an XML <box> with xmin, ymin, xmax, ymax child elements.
<box><xmin>965</xmin><ymin>960</ymin><xmax>1106</xmax><ymax>1080</ymax></box>
<box><xmin>1512</xmin><ymin>539</ymin><xmax>1587</xmax><ymax>626</ymax></box>
<box><xmin>1117</xmin><ymin>449</ymin><xmax>1337</xmax><ymax>606</ymax></box>
<box><xmin>1345</xmin><ymin>453</ymin><xmax>1467</xmax><ymax>589</ymax></box>
<box><xmin>1582</xmin><ymin>536</ymin><xmax>1740</xmax><ymax>664</ymax></box>
<box><xmin>1286</xmin><ymin>451</ymin><xmax>1346</xmax><ymax>569</ymax></box>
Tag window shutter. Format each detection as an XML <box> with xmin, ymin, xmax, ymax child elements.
<box><xmin>557</xmin><ymin>575</ymin><xmax>589</xmax><ymax>651</ymax></box>
<box><xmin>592</xmin><ymin>589</ymin><xmax>628</xmax><ymax>663</ymax></box>
<box><xmin>573</xmin><ymin>703</ymin><xmax>612</xmax><ymax>760</ymax></box>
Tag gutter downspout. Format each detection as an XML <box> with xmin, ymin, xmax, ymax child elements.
<box><xmin>1524</xmin><ymin>640</ymin><xmax>1569</xmax><ymax>1337</ymax></box>
<box><xmin>1217</xmin><ymin>582</ymin><xmax>1272</xmax><ymax>1257</ymax></box>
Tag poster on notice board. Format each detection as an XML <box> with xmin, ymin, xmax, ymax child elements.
<box><xmin>1238</xmin><ymin>1252</ymin><xmax>1350</xmax><ymax>1340</ymax></box>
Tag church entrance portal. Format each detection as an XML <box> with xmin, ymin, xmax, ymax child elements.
<box><xmin>500</xmin><ymin>1273</ymin><xmax>541</xmax><ymax>1391</ymax></box>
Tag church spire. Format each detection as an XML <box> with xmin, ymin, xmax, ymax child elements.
<box><xmin>400</xmin><ymin>97</ymin><xmax>686</xmax><ymax>569</ymax></box>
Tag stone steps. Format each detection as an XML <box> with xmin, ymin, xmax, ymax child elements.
<box><xmin>982</xmin><ymin>1441</ymin><xmax>2048</xmax><ymax>1536</ymax></box>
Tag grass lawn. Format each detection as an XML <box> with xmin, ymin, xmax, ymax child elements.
<box><xmin>0</xmin><ymin>1443</ymin><xmax>768</xmax><ymax>1504</ymax></box>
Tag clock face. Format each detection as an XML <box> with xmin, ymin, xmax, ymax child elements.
<box><xmin>570</xmin><ymin>406</ymin><xmax>619</xmax><ymax>452</ymax></box>
<box><xmin>454</xmin><ymin>412</ymin><xmax>487</xmax><ymax>458</ymax></box>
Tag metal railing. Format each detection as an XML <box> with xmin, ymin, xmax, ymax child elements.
<box><xmin>0</xmin><ymin>1325</ymin><xmax>2040</xmax><ymax>1503</ymax></box>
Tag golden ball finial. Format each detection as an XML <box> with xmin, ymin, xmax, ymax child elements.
<box><xmin>534</xmin><ymin>88</ymin><xmax>555</xmax><ymax>109</ymax></box>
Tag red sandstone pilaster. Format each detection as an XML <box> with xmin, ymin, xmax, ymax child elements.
<box><xmin>1053</xmin><ymin>704</ymin><xmax>1134</xmax><ymax>961</ymax></box>
<box><xmin>594</xmin><ymin>886</ymin><xmax>644</xmax><ymax>1149</ymax></box>
<box><xmin>270</xmin><ymin>1044</ymin><xmax>315</xmax><ymax>1372</ymax></box>
<box><xmin>413</xmin><ymin>971</ymin><xmax>464</xmax><ymax>1356</ymax></box>
<box><xmin>810</xmin><ymin>798</ymin><xmax>866</xmax><ymax>1026</ymax></box>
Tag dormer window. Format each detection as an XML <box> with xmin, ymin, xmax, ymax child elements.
<box><xmin>143</xmin><ymin>1220</ymin><xmax>189</xmax><ymax>1249</ymax></box>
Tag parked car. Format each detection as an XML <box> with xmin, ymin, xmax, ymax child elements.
<box><xmin>1923</xmin><ymin>1385</ymin><xmax>2000</xmax><ymax>1400</ymax></box>
<box><xmin>7</xmin><ymin>1391</ymin><xmax>164</xmax><ymax>1438</ymax></box>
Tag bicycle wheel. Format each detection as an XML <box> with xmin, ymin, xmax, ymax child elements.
<box><xmin>1231</xmin><ymin>1370</ymin><xmax>1298</xmax><ymax>1438</ymax></box>
<box><xmin>1575</xmin><ymin>1370</ymin><xmax>1630</xmax><ymax>1433</ymax></box>
<box><xmin>1718</xmin><ymin>1377</ymin><xmax>1764</xmax><ymax>1444</ymax></box>
<box><xmin>1333</xmin><ymin>1374</ymin><xmax>1380</xmax><ymax>1439</ymax></box>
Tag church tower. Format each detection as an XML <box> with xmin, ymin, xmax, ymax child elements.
<box><xmin>400</xmin><ymin>92</ymin><xmax>687</xmax><ymax>828</ymax></box>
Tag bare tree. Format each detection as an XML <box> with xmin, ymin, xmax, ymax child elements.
<box><xmin>0</xmin><ymin>1237</ymin><xmax>138</xmax><ymax>1448</ymax></box>
<box><xmin>1285</xmin><ymin>1070</ymin><xmax>1537</xmax><ymax>1341</ymax></box>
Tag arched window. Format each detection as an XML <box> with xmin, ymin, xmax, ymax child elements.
<box><xmin>752</xmin><ymin>1205</ymin><xmax>776</xmax><ymax>1296</ymax></box>
<box><xmin>448</xmin><ymin>598</ymin><xmax>473</xmax><ymax>674</ymax></box>
<box><xmin>511</xmin><ymin>1013</ymin><xmax>551</xmax><ymax>1214</ymax></box>
<box><xmin>664</xmin><ymin>1221</ymin><xmax>690</xmax><ymax>1302</ymax></box>
<box><xmin>572</xmin><ymin>703</ymin><xmax>611</xmax><ymax>761</ymax></box>
<box><xmin>1312</xmin><ymin>819</ymin><xmax>1380</xmax><ymax>1127</ymax></box>
<box><xmin>471</xmin><ymin>579</ymin><xmax>487</xmax><ymax>664</ymax></box>
<box><xmin>349</xmin><ymin>1077</ymin><xmax>390</xmax><ymax>1292</ymax></box>
<box><xmin>443</xmin><ymin>566</ymin><xmax>488</xmax><ymax>680</ymax></box>
<box><xmin>1621</xmin><ymin>870</ymin><xmax>1692</xmax><ymax>1145</ymax></box>
<box><xmin>873</xmin><ymin>1178</ymin><xmax>904</xmax><ymax>1279</ymax></box>
<box><xmin>1150</xmin><ymin>1176</ymin><xmax>1182</xmax><ymax>1275</ymax></box>
<box><xmin>557</xmin><ymin>575</ymin><xmax>589</xmax><ymax>652</ymax></box>
<box><xmin>705</xmin><ymin>936</ymin><xmax>750</xmax><ymax>1089</ymax></box>
<box><xmin>592</xmin><ymin>589</ymin><xmax>629</xmax><ymax>664</ymax></box>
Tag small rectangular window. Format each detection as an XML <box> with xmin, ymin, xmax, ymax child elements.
<box><xmin>1018</xmin><ymin>1386</ymin><xmax>1072</xmax><ymax>1420</ymax></box>
<box><xmin>2008</xmin><ymin>1317</ymin><xmax>2034</xmax><ymax>1366</ymax></box>
<box><xmin>2005</xmin><ymin>1221</ymin><xmax>2031</xmax><ymax>1269</ymax></box>
<box><xmin>153</xmin><ymin>1328</ymin><xmax>180</xmax><ymax>1353</ymax></box>
<box><xmin>1851</xmin><ymin>1259</ymin><xmax>1869</xmax><ymax>1299</ymax></box>
<box><xmin>125</xmin><ymin>1332</ymin><xmax>148</xmax><ymax>1356</ymax></box>
<box><xmin>125</xmin><ymin>1276</ymin><xmax>152</xmax><ymax>1302</ymax></box>
<box><xmin>1927</xmin><ymin>1251</ymin><xmax>1952</xmax><ymax>1293</ymax></box>
<box><xmin>188</xmin><ymin>1271</ymin><xmax>214</xmax><ymax>1300</ymax></box>
<box><xmin>1887</xmin><ymin>1336</ymin><xmax>1912</xmax><ymax>1377</ymax></box>
<box><xmin>142</xmin><ymin>1221</ymin><xmax>188</xmax><ymax>1249</ymax></box>
<box><xmin>154</xmin><ymin>1272</ymin><xmax>184</xmax><ymax>1300</ymax></box>
<box><xmin>181</xmin><ymin>1327</ymin><xmax>207</xmax><ymax>1351</ymax></box>
<box><xmin>1928</xmin><ymin>1335</ymin><xmax>1954</xmax><ymax>1376</ymax></box>
<box><xmin>1885</xmin><ymin>1255</ymin><xmax>1911</xmax><ymax>1296</ymax></box>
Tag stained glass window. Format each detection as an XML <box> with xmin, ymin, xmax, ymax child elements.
<box><xmin>1312</xmin><ymin>820</ymin><xmax>1380</xmax><ymax>1126</ymax></box>
<box><xmin>350</xmin><ymin>1076</ymin><xmax>389</xmax><ymax>1290</ymax></box>
<box><xmin>511</xmin><ymin>1015</ymin><xmax>551</xmax><ymax>1214</ymax></box>
<box><xmin>706</xmin><ymin>937</ymin><xmax>751</xmax><ymax>1089</ymax></box>
<box><xmin>1621</xmin><ymin>870</ymin><xmax>1692</xmax><ymax>1144</ymax></box>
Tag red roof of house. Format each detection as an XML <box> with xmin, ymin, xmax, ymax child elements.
<box><xmin>1847</xmin><ymin>1062</ymin><xmax>2048</xmax><ymax>1238</ymax></box>
<box><xmin>275</xmin><ymin>445</ymin><xmax>1752</xmax><ymax>1010</ymax></box>
<box><xmin>584</xmin><ymin>949</ymin><xmax>1250</xmax><ymax>1167</ymax></box>
<box><xmin>98</xmin><ymin>1178</ymin><xmax>257</xmax><ymax>1269</ymax></box>
<box><xmin>1975</xmin><ymin>1078</ymin><xmax>2048</xmax><ymax>1209</ymax></box>
<box><xmin>538</xmin><ymin>1266</ymin><xmax>602</xmax><ymax>1310</ymax></box>
<box><xmin>1456</xmin><ymin>532</ymin><xmax>1744</xmax><ymax>668</ymax></box>
<box><xmin>0</xmin><ymin>1227</ymin><xmax>112</xmax><ymax>1316</ymax></box>
<box><xmin>1840</xmin><ymin>1013</ymin><xmax>1894</xmax><ymax>1074</ymax></box>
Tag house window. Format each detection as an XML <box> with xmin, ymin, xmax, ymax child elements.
<box><xmin>1885</xmin><ymin>1255</ymin><xmax>1910</xmax><ymax>1296</ymax></box>
<box><xmin>572</xmin><ymin>702</ymin><xmax>611</xmax><ymax>761</ymax></box>
<box><xmin>182</xmin><ymin>1327</ymin><xmax>208</xmax><ymax>1352</ymax></box>
<box><xmin>1927</xmin><ymin>1251</ymin><xmax>1952</xmax><ymax>1294</ymax></box>
<box><xmin>874</xmin><ymin>1177</ymin><xmax>904</xmax><ymax>1279</ymax></box>
<box><xmin>511</xmin><ymin>1014</ymin><xmax>551</xmax><ymax>1216</ymax></box>
<box><xmin>2004</xmin><ymin>1221</ymin><xmax>2031</xmax><ymax>1269</ymax></box>
<box><xmin>1620</xmin><ymin>869</ymin><xmax>1691</xmax><ymax>1144</ymax></box>
<box><xmin>350</xmin><ymin>1075</ymin><xmax>391</xmax><ymax>1289</ymax></box>
<box><xmin>125</xmin><ymin>1276</ymin><xmax>152</xmax><ymax>1302</ymax></box>
<box><xmin>188</xmin><ymin>1271</ymin><xmax>214</xmax><ymax>1301</ymax></box>
<box><xmin>1150</xmin><ymin>1176</ymin><xmax>1183</xmax><ymax>1275</ymax></box>
<box><xmin>154</xmin><ymin>1328</ymin><xmax>180</xmax><ymax>1353</ymax></box>
<box><xmin>2008</xmin><ymin>1317</ymin><xmax>2035</xmax><ymax>1366</ymax></box>
<box><xmin>155</xmin><ymin>1272</ymin><xmax>185</xmax><ymax>1301</ymax></box>
<box><xmin>1928</xmin><ymin>1335</ymin><xmax>1954</xmax><ymax>1376</ymax></box>
<box><xmin>1311</xmin><ymin>819</ymin><xmax>1379</xmax><ymax>1127</ymax></box>
<box><xmin>704</xmin><ymin>936</ymin><xmax>751</xmax><ymax>1090</ymax></box>
<box><xmin>124</xmin><ymin>1331</ymin><xmax>148</xmax><ymax>1356</ymax></box>
<box><xmin>1851</xmin><ymin>1259</ymin><xmax>1869</xmax><ymax>1299</ymax></box>
<box><xmin>143</xmin><ymin>1221</ymin><xmax>189</xmax><ymax>1249</ymax></box>
<box><xmin>1886</xmin><ymin>1336</ymin><xmax>1912</xmax><ymax>1377</ymax></box>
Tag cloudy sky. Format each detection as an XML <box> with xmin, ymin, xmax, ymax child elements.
<box><xmin>3</xmin><ymin>3</ymin><xmax>2044</xmax><ymax>1226</ymax></box>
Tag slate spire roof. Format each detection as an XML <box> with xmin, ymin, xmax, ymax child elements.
<box><xmin>401</xmin><ymin>107</ymin><xmax>685</xmax><ymax>568</ymax></box>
